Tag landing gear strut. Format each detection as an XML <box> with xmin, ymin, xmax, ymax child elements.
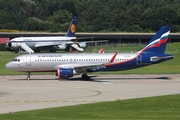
<box><xmin>26</xmin><ymin>72</ymin><xmax>31</xmax><ymax>80</ymax></box>
<box><xmin>81</xmin><ymin>73</ymin><xmax>90</xmax><ymax>80</ymax></box>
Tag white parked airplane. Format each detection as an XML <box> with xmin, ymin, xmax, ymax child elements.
<box><xmin>6</xmin><ymin>26</ymin><xmax>174</xmax><ymax>80</ymax></box>
<box><xmin>5</xmin><ymin>17</ymin><xmax>107</xmax><ymax>53</ymax></box>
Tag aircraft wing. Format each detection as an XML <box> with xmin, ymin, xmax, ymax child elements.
<box><xmin>35</xmin><ymin>40</ymin><xmax>108</xmax><ymax>47</ymax></box>
<box><xmin>35</xmin><ymin>42</ymin><xmax>84</xmax><ymax>52</ymax></box>
<box><xmin>74</xmin><ymin>63</ymin><xmax>106</xmax><ymax>72</ymax></box>
<box><xmin>34</xmin><ymin>40</ymin><xmax>108</xmax><ymax>52</ymax></box>
<box><xmin>54</xmin><ymin>63</ymin><xmax>106</xmax><ymax>73</ymax></box>
<box><xmin>67</xmin><ymin>40</ymin><xmax>109</xmax><ymax>44</ymax></box>
<box><xmin>54</xmin><ymin>52</ymin><xmax>118</xmax><ymax>72</ymax></box>
<box><xmin>65</xmin><ymin>40</ymin><xmax>108</xmax><ymax>52</ymax></box>
<box><xmin>82</xmin><ymin>40</ymin><xmax>108</xmax><ymax>43</ymax></box>
<box><xmin>71</xmin><ymin>37</ymin><xmax>95</xmax><ymax>40</ymax></box>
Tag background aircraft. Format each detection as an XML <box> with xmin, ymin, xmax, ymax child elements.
<box><xmin>6</xmin><ymin>26</ymin><xmax>173</xmax><ymax>80</ymax></box>
<box><xmin>5</xmin><ymin>17</ymin><xmax>108</xmax><ymax>53</ymax></box>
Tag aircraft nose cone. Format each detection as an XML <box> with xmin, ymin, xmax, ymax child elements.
<box><xmin>5</xmin><ymin>62</ymin><xmax>13</xmax><ymax>70</ymax></box>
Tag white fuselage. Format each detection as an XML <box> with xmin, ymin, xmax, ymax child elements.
<box><xmin>6</xmin><ymin>53</ymin><xmax>138</xmax><ymax>72</ymax></box>
<box><xmin>9</xmin><ymin>36</ymin><xmax>76</xmax><ymax>49</ymax></box>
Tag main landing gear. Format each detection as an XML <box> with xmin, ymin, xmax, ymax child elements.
<box><xmin>26</xmin><ymin>72</ymin><xmax>31</xmax><ymax>80</ymax></box>
<box><xmin>81</xmin><ymin>73</ymin><xmax>90</xmax><ymax>80</ymax></box>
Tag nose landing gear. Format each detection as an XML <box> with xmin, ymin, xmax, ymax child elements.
<box><xmin>26</xmin><ymin>72</ymin><xmax>31</xmax><ymax>80</ymax></box>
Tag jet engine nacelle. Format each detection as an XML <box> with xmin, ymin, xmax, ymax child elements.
<box><xmin>6</xmin><ymin>42</ymin><xmax>21</xmax><ymax>48</ymax></box>
<box><xmin>57</xmin><ymin>44</ymin><xmax>66</xmax><ymax>50</ymax></box>
<box><xmin>78</xmin><ymin>42</ymin><xmax>86</xmax><ymax>48</ymax></box>
<box><xmin>11</xmin><ymin>42</ymin><xmax>21</xmax><ymax>48</ymax></box>
<box><xmin>56</xmin><ymin>68</ymin><xmax>75</xmax><ymax>79</ymax></box>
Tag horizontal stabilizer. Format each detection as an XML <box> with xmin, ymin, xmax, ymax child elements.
<box><xmin>150</xmin><ymin>55</ymin><xmax>174</xmax><ymax>62</ymax></box>
<box><xmin>150</xmin><ymin>56</ymin><xmax>161</xmax><ymax>62</ymax></box>
<box><xmin>21</xmin><ymin>43</ymin><xmax>34</xmax><ymax>54</ymax></box>
<box><xmin>71</xmin><ymin>44</ymin><xmax>84</xmax><ymax>52</ymax></box>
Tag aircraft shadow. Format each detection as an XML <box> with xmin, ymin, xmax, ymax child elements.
<box><xmin>6</xmin><ymin>75</ymin><xmax>98</xmax><ymax>81</ymax></box>
<box><xmin>7</xmin><ymin>76</ymin><xmax>172</xmax><ymax>82</ymax></box>
<box><xmin>61</xmin><ymin>76</ymin><xmax>172</xmax><ymax>82</ymax></box>
<box><xmin>64</xmin><ymin>75</ymin><xmax>104</xmax><ymax>82</ymax></box>
<box><xmin>8</xmin><ymin>79</ymin><xmax>57</xmax><ymax>81</ymax></box>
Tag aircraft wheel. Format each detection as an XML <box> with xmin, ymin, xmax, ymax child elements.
<box><xmin>82</xmin><ymin>74</ymin><xmax>90</xmax><ymax>80</ymax></box>
<box><xmin>26</xmin><ymin>72</ymin><xmax>31</xmax><ymax>80</ymax></box>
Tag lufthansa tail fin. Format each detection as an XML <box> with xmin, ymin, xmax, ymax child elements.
<box><xmin>65</xmin><ymin>17</ymin><xmax>76</xmax><ymax>37</ymax></box>
<box><xmin>139</xmin><ymin>26</ymin><xmax>170</xmax><ymax>54</ymax></box>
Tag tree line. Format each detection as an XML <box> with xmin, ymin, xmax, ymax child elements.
<box><xmin>0</xmin><ymin>0</ymin><xmax>180</xmax><ymax>32</ymax></box>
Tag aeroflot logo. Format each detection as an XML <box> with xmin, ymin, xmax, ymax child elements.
<box><xmin>71</xmin><ymin>24</ymin><xmax>76</xmax><ymax>33</ymax></box>
<box><xmin>38</xmin><ymin>55</ymin><xmax>62</xmax><ymax>57</ymax></box>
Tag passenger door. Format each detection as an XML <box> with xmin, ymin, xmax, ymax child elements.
<box><xmin>26</xmin><ymin>56</ymin><xmax>31</xmax><ymax>66</ymax></box>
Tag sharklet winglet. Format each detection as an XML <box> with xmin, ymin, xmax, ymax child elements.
<box><xmin>109</xmin><ymin>52</ymin><xmax>118</xmax><ymax>63</ymax></box>
<box><xmin>98</xmin><ymin>48</ymin><xmax>104</xmax><ymax>53</ymax></box>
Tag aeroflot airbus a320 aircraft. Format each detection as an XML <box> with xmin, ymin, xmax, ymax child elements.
<box><xmin>6</xmin><ymin>26</ymin><xmax>174</xmax><ymax>80</ymax></box>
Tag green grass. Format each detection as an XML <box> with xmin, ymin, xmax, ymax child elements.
<box><xmin>0</xmin><ymin>42</ymin><xmax>180</xmax><ymax>75</ymax></box>
<box><xmin>0</xmin><ymin>94</ymin><xmax>180</xmax><ymax>119</ymax></box>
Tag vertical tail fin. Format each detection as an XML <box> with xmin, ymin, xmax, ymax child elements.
<box><xmin>65</xmin><ymin>17</ymin><xmax>76</xmax><ymax>37</ymax></box>
<box><xmin>139</xmin><ymin>26</ymin><xmax>170</xmax><ymax>54</ymax></box>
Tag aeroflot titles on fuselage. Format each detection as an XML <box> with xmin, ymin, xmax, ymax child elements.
<box><xmin>38</xmin><ymin>55</ymin><xmax>62</xmax><ymax>57</ymax></box>
<box><xmin>37</xmin><ymin>55</ymin><xmax>131</xmax><ymax>58</ymax></box>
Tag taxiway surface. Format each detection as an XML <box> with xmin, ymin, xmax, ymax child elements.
<box><xmin>0</xmin><ymin>74</ymin><xmax>180</xmax><ymax>114</ymax></box>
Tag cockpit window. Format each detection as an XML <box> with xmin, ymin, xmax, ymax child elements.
<box><xmin>12</xmin><ymin>59</ymin><xmax>20</xmax><ymax>62</ymax></box>
<box><xmin>12</xmin><ymin>59</ymin><xmax>16</xmax><ymax>61</ymax></box>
